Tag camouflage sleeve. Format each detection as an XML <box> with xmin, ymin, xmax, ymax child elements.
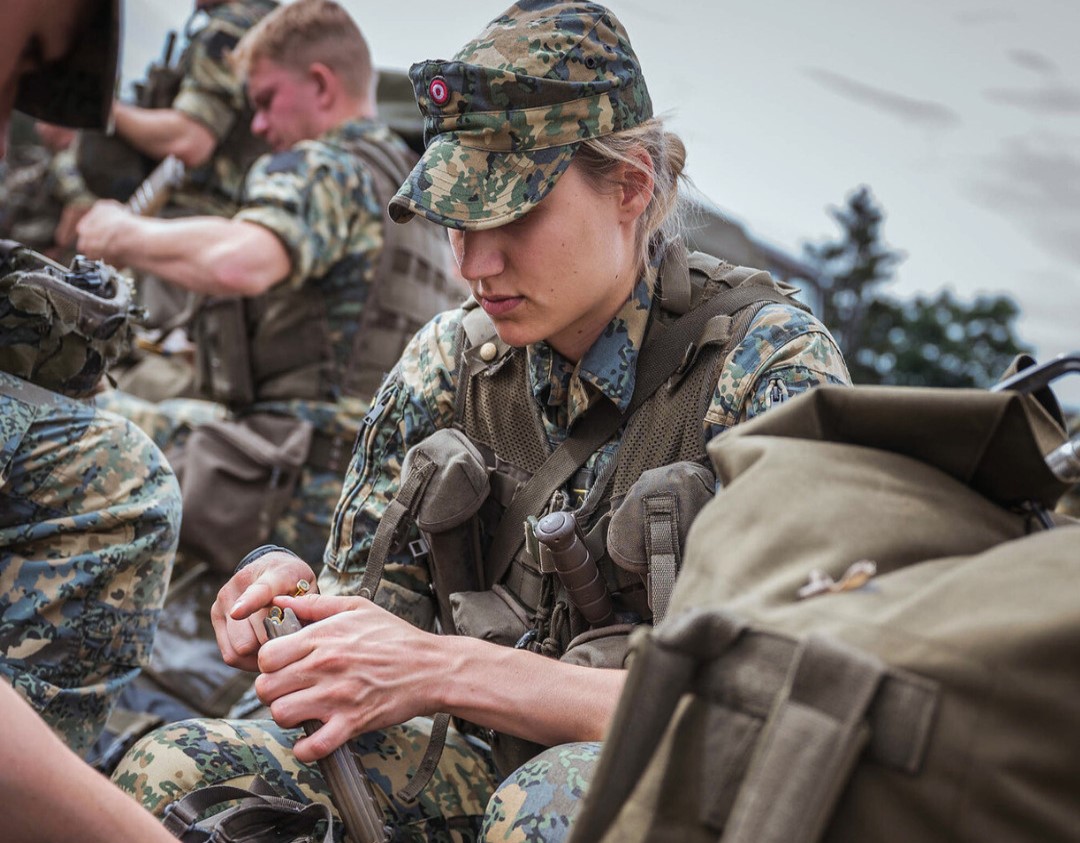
<box><xmin>171</xmin><ymin>15</ymin><xmax>247</xmax><ymax>140</ymax></box>
<box><xmin>317</xmin><ymin>310</ymin><xmax>463</xmax><ymax>629</ymax></box>
<box><xmin>705</xmin><ymin>303</ymin><xmax>850</xmax><ymax>439</ymax></box>
<box><xmin>234</xmin><ymin>143</ymin><xmax>382</xmax><ymax>289</ymax></box>
<box><xmin>48</xmin><ymin>147</ymin><xmax>93</xmax><ymax>205</ymax></box>
<box><xmin>0</xmin><ymin>373</ymin><xmax>180</xmax><ymax>754</ymax></box>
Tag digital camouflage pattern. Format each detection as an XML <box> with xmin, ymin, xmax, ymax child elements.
<box><xmin>168</xmin><ymin>0</ymin><xmax>278</xmax><ymax>215</ymax></box>
<box><xmin>0</xmin><ymin>144</ymin><xmax>92</xmax><ymax>254</ymax></box>
<box><xmin>0</xmin><ymin>371</ymin><xmax>180</xmax><ymax>754</ymax></box>
<box><xmin>0</xmin><ymin>248</ymin><xmax>143</xmax><ymax>398</ymax></box>
<box><xmin>112</xmin><ymin>715</ymin><xmax>498</xmax><ymax>842</ymax></box>
<box><xmin>320</xmin><ymin>274</ymin><xmax>850</xmax><ymax>628</ymax></box>
<box><xmin>482</xmin><ymin>742</ymin><xmax>601</xmax><ymax>843</ymax></box>
<box><xmin>389</xmin><ymin>0</ymin><xmax>653</xmax><ymax>230</ymax></box>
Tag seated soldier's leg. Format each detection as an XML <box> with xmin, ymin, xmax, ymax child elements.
<box><xmin>482</xmin><ymin>742</ymin><xmax>603</xmax><ymax>843</ymax></box>
<box><xmin>0</xmin><ymin>373</ymin><xmax>180</xmax><ymax>754</ymax></box>
<box><xmin>95</xmin><ymin>389</ymin><xmax>224</xmax><ymax>453</ymax></box>
<box><xmin>113</xmin><ymin>715</ymin><xmax>498</xmax><ymax>843</ymax></box>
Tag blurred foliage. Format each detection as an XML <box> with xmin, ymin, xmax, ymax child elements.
<box><xmin>805</xmin><ymin>185</ymin><xmax>1032</xmax><ymax>388</ymax></box>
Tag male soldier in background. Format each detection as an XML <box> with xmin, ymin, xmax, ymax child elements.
<box><xmin>108</xmin><ymin>0</ymin><xmax>278</xmax><ymax>218</ymax></box>
<box><xmin>89</xmin><ymin>0</ymin><xmax>278</xmax><ymax>400</ymax></box>
<box><xmin>77</xmin><ymin>0</ymin><xmax>461</xmax><ymax>723</ymax></box>
<box><xmin>0</xmin><ymin>3</ymin><xmax>181</xmax><ymax>838</ymax></box>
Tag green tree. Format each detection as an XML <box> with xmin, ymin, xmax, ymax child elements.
<box><xmin>805</xmin><ymin>186</ymin><xmax>1031</xmax><ymax>387</ymax></box>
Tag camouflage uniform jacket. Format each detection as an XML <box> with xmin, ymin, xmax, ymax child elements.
<box><xmin>0</xmin><ymin>145</ymin><xmax>90</xmax><ymax>252</ymax></box>
<box><xmin>319</xmin><ymin>267</ymin><xmax>851</xmax><ymax>630</ymax></box>
<box><xmin>229</xmin><ymin>118</ymin><xmax>402</xmax><ymax>441</ymax></box>
<box><xmin>0</xmin><ymin>371</ymin><xmax>180</xmax><ymax>753</ymax></box>
<box><xmin>168</xmin><ymin>0</ymin><xmax>278</xmax><ymax>215</ymax></box>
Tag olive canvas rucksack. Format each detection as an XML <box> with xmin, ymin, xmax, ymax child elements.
<box><xmin>570</xmin><ymin>355</ymin><xmax>1080</xmax><ymax>843</ymax></box>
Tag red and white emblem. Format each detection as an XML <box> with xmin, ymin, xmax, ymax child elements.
<box><xmin>429</xmin><ymin>76</ymin><xmax>450</xmax><ymax>106</ymax></box>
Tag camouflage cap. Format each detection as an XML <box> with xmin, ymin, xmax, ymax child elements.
<box><xmin>14</xmin><ymin>0</ymin><xmax>121</xmax><ymax>130</ymax></box>
<box><xmin>388</xmin><ymin>0</ymin><xmax>652</xmax><ymax>231</ymax></box>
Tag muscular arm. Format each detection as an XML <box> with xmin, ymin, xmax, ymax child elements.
<box><xmin>76</xmin><ymin>201</ymin><xmax>290</xmax><ymax>296</ymax></box>
<box><xmin>0</xmin><ymin>683</ymin><xmax>176</xmax><ymax>843</ymax></box>
<box><xmin>112</xmin><ymin>102</ymin><xmax>218</xmax><ymax>168</ymax></box>
<box><xmin>251</xmin><ymin>594</ymin><xmax>626</xmax><ymax>763</ymax></box>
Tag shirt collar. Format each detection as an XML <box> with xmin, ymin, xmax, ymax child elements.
<box><xmin>527</xmin><ymin>269</ymin><xmax>655</xmax><ymax>427</ymax></box>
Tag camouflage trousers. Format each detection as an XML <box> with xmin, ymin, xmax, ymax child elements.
<box><xmin>112</xmin><ymin>715</ymin><xmax>602</xmax><ymax>842</ymax></box>
<box><xmin>0</xmin><ymin>372</ymin><xmax>180</xmax><ymax>754</ymax></box>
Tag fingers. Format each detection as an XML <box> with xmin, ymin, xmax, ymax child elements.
<box><xmin>292</xmin><ymin>716</ymin><xmax>355</xmax><ymax>763</ymax></box>
<box><xmin>229</xmin><ymin>553</ymin><xmax>316</xmax><ymax>620</ymax></box>
<box><xmin>274</xmin><ymin>593</ymin><xmax>367</xmax><ymax>624</ymax></box>
<box><xmin>209</xmin><ymin>550</ymin><xmax>315</xmax><ymax>670</ymax></box>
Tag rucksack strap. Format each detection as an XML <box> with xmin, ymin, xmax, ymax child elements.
<box><xmin>568</xmin><ymin>610</ymin><xmax>940</xmax><ymax>843</ymax></box>
<box><xmin>721</xmin><ymin>636</ymin><xmax>886</xmax><ymax>843</ymax></box>
<box><xmin>162</xmin><ymin>777</ymin><xmax>334</xmax><ymax>843</ymax></box>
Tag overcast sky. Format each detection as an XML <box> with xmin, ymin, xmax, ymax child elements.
<box><xmin>124</xmin><ymin>0</ymin><xmax>1080</xmax><ymax>406</ymax></box>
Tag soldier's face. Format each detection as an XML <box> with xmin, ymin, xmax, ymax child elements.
<box><xmin>0</xmin><ymin>0</ymin><xmax>90</xmax><ymax>159</ymax></box>
<box><xmin>447</xmin><ymin>161</ymin><xmax>641</xmax><ymax>362</ymax></box>
<box><xmin>247</xmin><ymin>58</ymin><xmax>323</xmax><ymax>153</ymax></box>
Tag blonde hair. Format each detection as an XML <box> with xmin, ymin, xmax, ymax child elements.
<box><xmin>574</xmin><ymin>118</ymin><xmax>689</xmax><ymax>280</ymax></box>
<box><xmin>231</xmin><ymin>0</ymin><xmax>374</xmax><ymax>99</ymax></box>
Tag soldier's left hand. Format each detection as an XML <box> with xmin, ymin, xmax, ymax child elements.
<box><xmin>74</xmin><ymin>199</ymin><xmax>130</xmax><ymax>262</ymax></box>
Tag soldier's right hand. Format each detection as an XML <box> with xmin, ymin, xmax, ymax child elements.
<box><xmin>211</xmin><ymin>548</ymin><xmax>316</xmax><ymax>672</ymax></box>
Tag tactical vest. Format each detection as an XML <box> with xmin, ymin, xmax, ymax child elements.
<box><xmin>447</xmin><ymin>251</ymin><xmax>803</xmax><ymax>657</ymax></box>
<box><xmin>357</xmin><ymin>249</ymin><xmax>809</xmax><ymax>779</ymax></box>
<box><xmin>193</xmin><ymin>131</ymin><xmax>462</xmax><ymax>409</ymax></box>
<box><xmin>151</xmin><ymin>3</ymin><xmax>274</xmax><ymax>213</ymax></box>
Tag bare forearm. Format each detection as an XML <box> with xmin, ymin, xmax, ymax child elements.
<box><xmin>1</xmin><ymin>685</ymin><xmax>174</xmax><ymax>843</ymax></box>
<box><xmin>113</xmin><ymin>102</ymin><xmax>217</xmax><ymax>167</ymax></box>
<box><xmin>81</xmin><ymin>210</ymin><xmax>290</xmax><ymax>296</ymax></box>
<box><xmin>434</xmin><ymin>635</ymin><xmax>627</xmax><ymax>745</ymax></box>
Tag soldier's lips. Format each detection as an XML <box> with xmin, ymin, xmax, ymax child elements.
<box><xmin>480</xmin><ymin>295</ymin><xmax>524</xmax><ymax>317</ymax></box>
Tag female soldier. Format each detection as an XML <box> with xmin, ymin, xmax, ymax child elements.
<box><xmin>112</xmin><ymin>1</ymin><xmax>850</xmax><ymax>840</ymax></box>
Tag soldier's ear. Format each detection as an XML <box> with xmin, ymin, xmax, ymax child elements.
<box><xmin>308</xmin><ymin>62</ymin><xmax>336</xmax><ymax>106</ymax></box>
<box><xmin>616</xmin><ymin>148</ymin><xmax>655</xmax><ymax>223</ymax></box>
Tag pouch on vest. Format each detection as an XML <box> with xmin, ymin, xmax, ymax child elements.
<box><xmin>569</xmin><ymin>355</ymin><xmax>1080</xmax><ymax>843</ymax></box>
<box><xmin>171</xmin><ymin>413</ymin><xmax>313</xmax><ymax>574</ymax></box>
<box><xmin>607</xmin><ymin>460</ymin><xmax>715</xmax><ymax>626</ymax></box>
<box><xmin>192</xmin><ymin>296</ymin><xmax>256</xmax><ymax>408</ymax></box>
<box><xmin>403</xmin><ymin>428</ymin><xmax>491</xmax><ymax>633</ymax></box>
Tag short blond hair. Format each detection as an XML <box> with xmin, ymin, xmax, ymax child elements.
<box><xmin>231</xmin><ymin>0</ymin><xmax>374</xmax><ymax>99</ymax></box>
<box><xmin>575</xmin><ymin>118</ymin><xmax>689</xmax><ymax>283</ymax></box>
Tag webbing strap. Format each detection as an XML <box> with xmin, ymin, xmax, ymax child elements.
<box><xmin>567</xmin><ymin>611</ymin><xmax>749</xmax><ymax>843</ymax></box>
<box><xmin>162</xmin><ymin>777</ymin><xmax>334</xmax><ymax>843</ymax></box>
<box><xmin>356</xmin><ymin>453</ymin><xmax>450</xmax><ymax>802</ymax></box>
<box><xmin>485</xmin><ymin>281</ymin><xmax>795</xmax><ymax>586</ymax></box>
<box><xmin>721</xmin><ymin>635</ymin><xmax>886</xmax><ymax>843</ymax></box>
<box><xmin>643</xmin><ymin>493</ymin><xmax>679</xmax><ymax>625</ymax></box>
<box><xmin>395</xmin><ymin>712</ymin><xmax>452</xmax><ymax>803</ymax></box>
<box><xmin>357</xmin><ymin>453</ymin><xmax>437</xmax><ymax>601</ymax></box>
